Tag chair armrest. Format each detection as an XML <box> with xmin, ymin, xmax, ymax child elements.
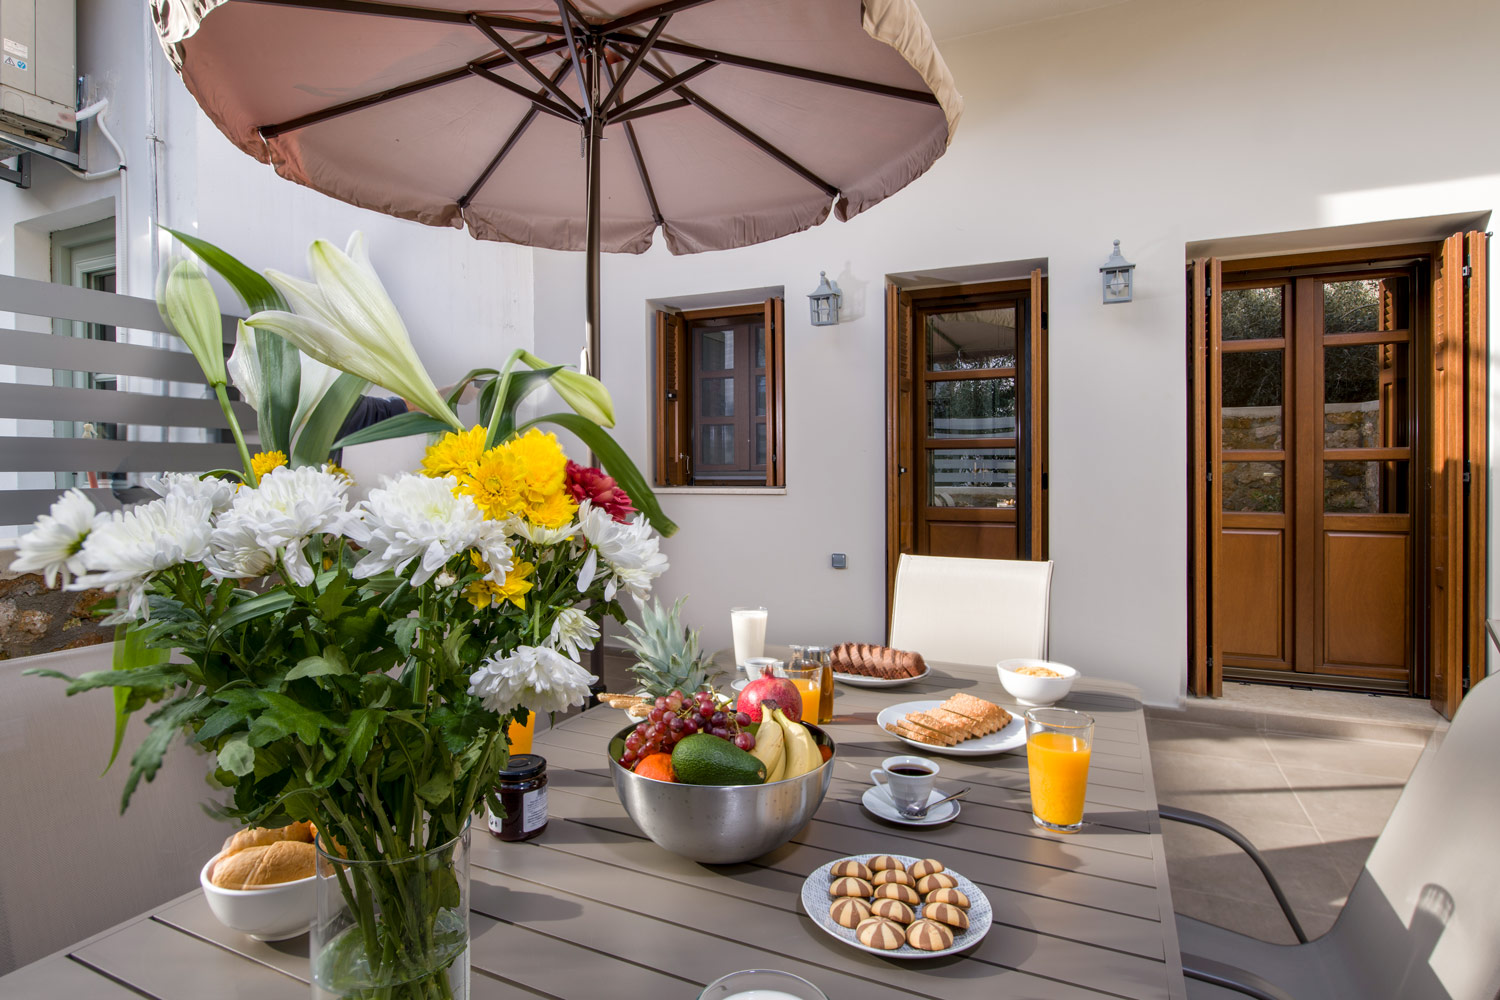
<box><xmin>1183</xmin><ymin>953</ymin><xmax>1301</xmax><ymax>1000</ymax></box>
<box><xmin>1158</xmin><ymin>805</ymin><xmax>1309</xmax><ymax>944</ymax></box>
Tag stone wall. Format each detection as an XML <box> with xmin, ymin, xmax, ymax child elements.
<box><xmin>0</xmin><ymin>573</ymin><xmax>113</xmax><ymax>659</ymax></box>
<box><xmin>1220</xmin><ymin>402</ymin><xmax>1384</xmax><ymax>513</ymax></box>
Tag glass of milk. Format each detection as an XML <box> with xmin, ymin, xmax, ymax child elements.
<box><xmin>729</xmin><ymin>606</ymin><xmax>768</xmax><ymax>668</ymax></box>
<box><xmin>698</xmin><ymin>969</ymin><xmax>828</xmax><ymax>1000</ymax></box>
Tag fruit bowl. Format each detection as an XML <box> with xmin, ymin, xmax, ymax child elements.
<box><xmin>608</xmin><ymin>722</ymin><xmax>835</xmax><ymax>864</ymax></box>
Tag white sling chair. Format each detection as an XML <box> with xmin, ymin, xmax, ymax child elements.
<box><xmin>1172</xmin><ymin>672</ymin><xmax>1500</xmax><ymax>1000</ymax></box>
<box><xmin>887</xmin><ymin>554</ymin><xmax>1053</xmax><ymax>666</ymax></box>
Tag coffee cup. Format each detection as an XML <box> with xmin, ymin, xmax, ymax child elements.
<box><xmin>742</xmin><ymin>657</ymin><xmax>780</xmax><ymax>682</ymax></box>
<box><xmin>869</xmin><ymin>755</ymin><xmax>938</xmax><ymax>812</ymax></box>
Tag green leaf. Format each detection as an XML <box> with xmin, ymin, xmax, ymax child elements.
<box><xmin>391</xmin><ymin>617</ymin><xmax>420</xmax><ymax>653</ymax></box>
<box><xmin>446</xmin><ymin>368</ymin><xmax>499</xmax><ymax>407</ymax></box>
<box><xmin>217</xmin><ymin>735</ymin><xmax>256</xmax><ymax>777</ymax></box>
<box><xmin>487</xmin><ymin>364</ymin><xmax>563</xmax><ymax>444</ymax></box>
<box><xmin>431</xmin><ymin>702</ymin><xmax>490</xmax><ymax>755</ymax></box>
<box><xmin>194</xmin><ymin>689</ymin><xmax>263</xmax><ymax>743</ymax></box>
<box><xmin>516</xmin><ymin>412</ymin><xmax>678</xmax><ymax>536</ymax></box>
<box><xmin>416</xmin><ymin>768</ymin><xmax>454</xmax><ymax>805</ymax></box>
<box><xmin>26</xmin><ymin>663</ymin><xmax>181</xmax><ymax>695</ymax></box>
<box><xmin>331</xmin><ymin>410</ymin><xmax>454</xmax><ymax>450</ymax></box>
<box><xmin>121</xmin><ymin>694</ymin><xmax>211</xmax><ymax>813</ymax></box>
<box><xmin>258</xmin><ymin>692</ymin><xmax>335</xmax><ymax>745</ymax></box>
<box><xmin>291</xmin><ymin>372</ymin><xmax>369</xmax><ymax>467</ymax></box>
<box><xmin>107</xmin><ymin>624</ymin><xmax>168</xmax><ymax>774</ymax></box>
<box><xmin>286</xmin><ymin>648</ymin><xmax>351</xmax><ymax>681</ymax></box>
<box><xmin>208</xmin><ymin>589</ymin><xmax>294</xmax><ymax>636</ymax></box>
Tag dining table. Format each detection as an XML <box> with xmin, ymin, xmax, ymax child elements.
<box><xmin>0</xmin><ymin>660</ymin><xmax>1187</xmax><ymax>999</ymax></box>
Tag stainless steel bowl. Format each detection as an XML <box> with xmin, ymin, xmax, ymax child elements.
<box><xmin>608</xmin><ymin>722</ymin><xmax>835</xmax><ymax>864</ymax></box>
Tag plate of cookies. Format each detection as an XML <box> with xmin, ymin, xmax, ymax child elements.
<box><xmin>876</xmin><ymin>694</ymin><xmax>1025</xmax><ymax>756</ymax></box>
<box><xmin>800</xmin><ymin>853</ymin><xmax>991</xmax><ymax>960</ymax></box>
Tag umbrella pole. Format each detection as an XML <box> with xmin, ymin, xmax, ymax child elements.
<box><xmin>583</xmin><ymin>37</ymin><xmax>607</xmax><ymax>693</ymax></box>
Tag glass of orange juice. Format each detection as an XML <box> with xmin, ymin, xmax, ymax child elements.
<box><xmin>1025</xmin><ymin>707</ymin><xmax>1094</xmax><ymax>833</ymax></box>
<box><xmin>773</xmin><ymin>661</ymin><xmax>823</xmax><ymax>724</ymax></box>
<box><xmin>506</xmin><ymin>710</ymin><xmax>535</xmax><ymax>755</ymax></box>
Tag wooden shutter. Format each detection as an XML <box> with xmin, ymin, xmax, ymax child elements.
<box><xmin>764</xmin><ymin>296</ymin><xmax>786</xmax><ymax>488</ymax></box>
<box><xmin>1464</xmin><ymin>231</ymin><xmax>1489</xmax><ymax>699</ymax></box>
<box><xmin>886</xmin><ymin>283</ymin><xmax>916</xmax><ymax>623</ymax></box>
<box><xmin>1026</xmin><ymin>268</ymin><xmax>1047</xmax><ymax>560</ymax></box>
<box><xmin>653</xmin><ymin>310</ymin><xmax>689</xmax><ymax>486</ymax></box>
<box><xmin>1187</xmin><ymin>257</ymin><xmax>1223</xmax><ymax>697</ymax></box>
<box><xmin>1430</xmin><ymin>233</ymin><xmax>1466</xmax><ymax>717</ymax></box>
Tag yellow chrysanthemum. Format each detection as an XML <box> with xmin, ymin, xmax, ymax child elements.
<box><xmin>251</xmin><ymin>450</ymin><xmax>287</xmax><ymax>478</ymax></box>
<box><xmin>528</xmin><ymin>489</ymin><xmax>578</xmax><ymax>529</ymax></box>
<box><xmin>456</xmin><ymin>428</ymin><xmax>571</xmax><ymax>523</ymax></box>
<box><xmin>463</xmin><ymin>555</ymin><xmax>535</xmax><ymax>610</ymax></box>
<box><xmin>505</xmin><ymin>427</ymin><xmax>569</xmax><ymax>502</ymax></box>
<box><xmin>458</xmin><ymin>447</ymin><xmax>523</xmax><ymax>520</ymax></box>
<box><xmin>322</xmin><ymin>462</ymin><xmax>354</xmax><ymax>484</ymax></box>
<box><xmin>423</xmin><ymin>426</ymin><xmax>488</xmax><ymax>478</ymax></box>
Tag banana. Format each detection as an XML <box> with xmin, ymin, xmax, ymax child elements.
<box><xmin>766</xmin><ymin>745</ymin><xmax>787</xmax><ymax>783</ymax></box>
<box><xmin>749</xmin><ymin>714</ymin><xmax>785</xmax><ymax>780</ymax></box>
<box><xmin>773</xmin><ymin>707</ymin><xmax>820</xmax><ymax>779</ymax></box>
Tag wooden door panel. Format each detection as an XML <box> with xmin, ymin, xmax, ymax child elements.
<box><xmin>1323</xmin><ymin>530</ymin><xmax>1410</xmax><ymax>670</ymax></box>
<box><xmin>1218</xmin><ymin>527</ymin><xmax>1287</xmax><ymax>665</ymax></box>
<box><xmin>926</xmin><ymin>521</ymin><xmax>1018</xmax><ymax>560</ymax></box>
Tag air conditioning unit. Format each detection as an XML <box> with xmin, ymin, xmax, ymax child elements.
<box><xmin>0</xmin><ymin>0</ymin><xmax>76</xmax><ymax>151</ymax></box>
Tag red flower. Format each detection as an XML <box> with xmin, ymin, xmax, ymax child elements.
<box><xmin>565</xmin><ymin>461</ymin><xmax>635</xmax><ymax>523</ymax></box>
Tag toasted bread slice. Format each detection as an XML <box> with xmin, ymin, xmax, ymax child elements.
<box><xmin>929</xmin><ymin>707</ymin><xmax>992</xmax><ymax>738</ymax></box>
<box><xmin>906</xmin><ymin>710</ymin><xmax>970</xmax><ymax>741</ymax></box>
<box><xmin>943</xmin><ymin>693</ymin><xmax>1013</xmax><ymax>731</ymax></box>
<box><xmin>894</xmin><ymin>719</ymin><xmax>955</xmax><ymax>746</ymax></box>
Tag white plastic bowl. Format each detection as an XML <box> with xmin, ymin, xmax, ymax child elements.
<box><xmin>200</xmin><ymin>853</ymin><xmax>316</xmax><ymax>941</ymax></box>
<box><xmin>997</xmin><ymin>659</ymin><xmax>1078</xmax><ymax>707</ymax></box>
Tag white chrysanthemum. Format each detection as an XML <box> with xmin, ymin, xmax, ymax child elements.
<box><xmin>146</xmin><ymin>471</ymin><xmax>236</xmax><ymax>514</ymax></box>
<box><xmin>576</xmin><ymin>502</ymin><xmax>669</xmax><ymax>603</ymax></box>
<box><xmin>203</xmin><ymin>508</ymin><xmax>277</xmax><ymax>580</ymax></box>
<box><xmin>224</xmin><ymin>465</ymin><xmax>357</xmax><ymax>585</ymax></box>
<box><xmin>69</xmin><ymin>495</ymin><xmax>214</xmax><ymax>623</ymax></box>
<box><xmin>12</xmin><ymin>489</ymin><xmax>98</xmax><ymax>587</ymax></box>
<box><xmin>546</xmin><ymin>607</ymin><xmax>600</xmax><ymax>661</ymax></box>
<box><xmin>504</xmin><ymin>515</ymin><xmax>576</xmax><ymax>547</ymax></box>
<box><xmin>467</xmin><ymin>645</ymin><xmax>596</xmax><ymax>717</ymax></box>
<box><xmin>351</xmin><ymin>474</ymin><xmax>512</xmax><ymax>586</ymax></box>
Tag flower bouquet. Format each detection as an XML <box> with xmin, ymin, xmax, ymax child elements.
<box><xmin>15</xmin><ymin>232</ymin><xmax>674</xmax><ymax>1000</ymax></box>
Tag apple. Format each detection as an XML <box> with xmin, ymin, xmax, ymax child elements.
<box><xmin>737</xmin><ymin>675</ymin><xmax>803</xmax><ymax>723</ymax></box>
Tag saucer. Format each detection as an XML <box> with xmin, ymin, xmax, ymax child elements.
<box><xmin>731</xmin><ymin>678</ymin><xmax>749</xmax><ymax>693</ymax></box>
<box><xmin>860</xmin><ymin>785</ymin><xmax>961</xmax><ymax>827</ymax></box>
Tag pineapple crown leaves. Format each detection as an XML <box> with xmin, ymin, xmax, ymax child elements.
<box><xmin>621</xmin><ymin>596</ymin><xmax>716</xmax><ymax>697</ymax></box>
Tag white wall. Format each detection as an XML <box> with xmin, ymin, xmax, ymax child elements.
<box><xmin>533</xmin><ymin>0</ymin><xmax>1500</xmax><ymax>706</ymax></box>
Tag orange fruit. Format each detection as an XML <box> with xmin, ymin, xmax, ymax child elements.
<box><xmin>634</xmin><ymin>753</ymin><xmax>677</xmax><ymax>782</ymax></box>
<box><xmin>818</xmin><ymin>744</ymin><xmax>834</xmax><ymax>763</ymax></box>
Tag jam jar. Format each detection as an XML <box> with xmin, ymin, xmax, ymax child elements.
<box><xmin>488</xmin><ymin>754</ymin><xmax>548</xmax><ymax>842</ymax></box>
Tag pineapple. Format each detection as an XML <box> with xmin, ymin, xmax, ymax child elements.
<box><xmin>621</xmin><ymin>597</ymin><xmax>718</xmax><ymax>697</ymax></box>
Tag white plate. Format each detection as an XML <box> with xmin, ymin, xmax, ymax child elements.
<box><xmin>730</xmin><ymin>678</ymin><xmax>749</xmax><ymax>693</ymax></box>
<box><xmin>860</xmin><ymin>785</ymin><xmax>961</xmax><ymax>827</ymax></box>
<box><xmin>876</xmin><ymin>699</ymin><xmax>1027</xmax><ymax>757</ymax></box>
<box><xmin>833</xmin><ymin>665</ymin><xmax>932</xmax><ymax>688</ymax></box>
<box><xmin>800</xmin><ymin>853</ymin><xmax>992</xmax><ymax>959</ymax></box>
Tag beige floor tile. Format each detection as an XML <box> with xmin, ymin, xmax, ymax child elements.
<box><xmin>1151</xmin><ymin>749</ymin><xmax>1310</xmax><ymax>829</ymax></box>
<box><xmin>1279</xmin><ymin>765</ymin><xmax>1405</xmax><ymax>839</ymax></box>
<box><xmin>1145</xmin><ymin>718</ymin><xmax>1275</xmax><ymax>763</ymax></box>
<box><xmin>1262</xmin><ymin>732</ymin><xmax>1424</xmax><ymax>780</ymax></box>
<box><xmin>1161</xmin><ymin>818</ymin><xmax>1321</xmax><ymax>907</ymax></box>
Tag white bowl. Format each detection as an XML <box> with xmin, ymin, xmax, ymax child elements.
<box><xmin>200</xmin><ymin>853</ymin><xmax>316</xmax><ymax>941</ymax></box>
<box><xmin>996</xmin><ymin>659</ymin><xmax>1078</xmax><ymax>707</ymax></box>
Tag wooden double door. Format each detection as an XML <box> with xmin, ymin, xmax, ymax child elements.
<box><xmin>1190</xmin><ymin>235</ymin><xmax>1488</xmax><ymax>716</ymax></box>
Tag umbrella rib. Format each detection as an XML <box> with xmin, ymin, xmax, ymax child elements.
<box><xmin>605</xmin><ymin>60</ymin><xmax>714</xmax><ymax>123</ymax></box>
<box><xmin>607</xmin><ymin>35</ymin><xmax>942</xmax><ymax>106</ymax></box>
<box><xmin>628</xmin><ymin>54</ymin><xmax>839</xmax><ymax>200</ymax></box>
<box><xmin>599</xmin><ymin>0</ymin><xmax>724</xmax><ymax>33</ymax></box>
<box><xmin>554</xmin><ymin>1</ymin><xmax>592</xmax><ymax>119</ymax></box>
<box><xmin>469</xmin><ymin>15</ymin><xmax>583</xmax><ymax>120</ymax></box>
<box><xmin>602</xmin><ymin>57</ymin><xmax>664</xmax><ymax>228</ymax></box>
<box><xmin>458</xmin><ymin>60</ymin><xmax>577</xmax><ymax>210</ymax></box>
<box><xmin>602</xmin><ymin>15</ymin><xmax>669</xmax><ymax>111</ymax></box>
<box><xmin>257</xmin><ymin>38</ymin><xmax>568</xmax><ymax>138</ymax></box>
<box><xmin>467</xmin><ymin>65</ymin><xmax>579</xmax><ymax>124</ymax></box>
<box><xmin>608</xmin><ymin>97</ymin><xmax>691</xmax><ymax>126</ymax></box>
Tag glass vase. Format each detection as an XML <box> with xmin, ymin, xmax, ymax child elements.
<box><xmin>311</xmin><ymin>825</ymin><xmax>471</xmax><ymax>1000</ymax></box>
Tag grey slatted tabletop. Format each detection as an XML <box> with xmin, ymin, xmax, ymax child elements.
<box><xmin>0</xmin><ymin>664</ymin><xmax>1186</xmax><ymax>999</ymax></box>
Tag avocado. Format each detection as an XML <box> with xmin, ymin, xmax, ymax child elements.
<box><xmin>670</xmin><ymin>734</ymin><xmax>768</xmax><ymax>786</ymax></box>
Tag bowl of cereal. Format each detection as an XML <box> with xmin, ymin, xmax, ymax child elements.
<box><xmin>996</xmin><ymin>659</ymin><xmax>1077</xmax><ymax>707</ymax></box>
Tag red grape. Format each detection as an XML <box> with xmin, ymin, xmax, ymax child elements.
<box><xmin>710</xmin><ymin>711</ymin><xmax>726</xmax><ymax>726</ymax></box>
<box><xmin>735</xmin><ymin>712</ymin><xmax>751</xmax><ymax>726</ymax></box>
<box><xmin>734</xmin><ymin>732</ymin><xmax>755</xmax><ymax>751</ymax></box>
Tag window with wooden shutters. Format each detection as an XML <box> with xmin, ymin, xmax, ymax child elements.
<box><xmin>653</xmin><ymin>299</ymin><xmax>785</xmax><ymax>488</ymax></box>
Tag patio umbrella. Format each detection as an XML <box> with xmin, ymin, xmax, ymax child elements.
<box><xmin>150</xmin><ymin>0</ymin><xmax>962</xmax><ymax>378</ymax></box>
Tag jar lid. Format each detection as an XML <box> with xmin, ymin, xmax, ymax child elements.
<box><xmin>496</xmin><ymin>753</ymin><xmax>546</xmax><ymax>780</ymax></box>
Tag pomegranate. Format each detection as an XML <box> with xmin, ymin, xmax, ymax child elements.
<box><xmin>737</xmin><ymin>675</ymin><xmax>803</xmax><ymax>723</ymax></box>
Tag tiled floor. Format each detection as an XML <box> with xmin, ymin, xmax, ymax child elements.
<box><xmin>1147</xmin><ymin>713</ymin><xmax>1433</xmax><ymax>943</ymax></box>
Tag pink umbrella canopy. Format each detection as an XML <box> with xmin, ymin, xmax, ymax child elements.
<box><xmin>152</xmin><ymin>0</ymin><xmax>963</xmax><ymax>257</ymax></box>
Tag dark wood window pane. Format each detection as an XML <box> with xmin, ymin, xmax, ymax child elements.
<box><xmin>701</xmin><ymin>329</ymin><xmax>734</xmax><ymax>370</ymax></box>
<box><xmin>926</xmin><ymin>307</ymin><xmax>1016</xmax><ymax>370</ymax></box>
<box><xmin>1222</xmin><ymin>350</ymin><xmax>1283</xmax><ymax>450</ymax></box>
<box><xmin>926</xmin><ymin>377</ymin><xmax>1016</xmax><ymax>438</ymax></box>
<box><xmin>927</xmin><ymin>447</ymin><xmax>1017</xmax><ymax>508</ymax></box>
<box><xmin>1222</xmin><ymin>461</ymin><xmax>1283</xmax><ymax>512</ymax></box>
<box><xmin>754</xmin><ymin>324</ymin><xmax>765</xmax><ymax>369</ymax></box>
<box><xmin>755</xmin><ymin>423</ymin><xmax>766</xmax><ymax>467</ymax></box>
<box><xmin>701</xmin><ymin>376</ymin><xmax>734</xmax><ymax>417</ymax></box>
<box><xmin>1222</xmin><ymin>286</ymin><xmax>1283</xmax><ymax>341</ymax></box>
<box><xmin>701</xmin><ymin>424</ymin><xmax>735</xmax><ymax>466</ymax></box>
<box><xmin>756</xmin><ymin>375</ymin><xmax>766</xmax><ymax>417</ymax></box>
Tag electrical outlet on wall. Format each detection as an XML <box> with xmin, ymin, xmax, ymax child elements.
<box><xmin>831</xmin><ymin>553</ymin><xmax>846</xmax><ymax>569</ymax></box>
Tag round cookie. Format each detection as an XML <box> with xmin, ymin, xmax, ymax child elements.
<box><xmin>869</xmin><ymin>898</ymin><xmax>915</xmax><ymax>924</ymax></box>
<box><xmin>867</xmin><ymin>854</ymin><xmax>906</xmax><ymax>872</ymax></box>
<box><xmin>915</xmin><ymin>872</ymin><xmax>959</xmax><ymax>894</ymax></box>
<box><xmin>906</xmin><ymin>918</ymin><xmax>955</xmax><ymax>952</ymax></box>
<box><xmin>872</xmin><ymin>882</ymin><xmax>919</xmax><ymax>905</ymax></box>
<box><xmin>922</xmin><ymin>901</ymin><xmax>970</xmax><ymax>931</ymax></box>
<box><xmin>830</xmin><ymin>859</ymin><xmax>873</xmax><ymax>881</ymax></box>
<box><xmin>925</xmin><ymin>886</ymin><xmax>971</xmax><ymax>910</ymax></box>
<box><xmin>908</xmin><ymin>859</ymin><xmax>946</xmax><ymax>880</ymax></box>
<box><xmin>829</xmin><ymin>876</ymin><xmax>873</xmax><ymax>898</ymax></box>
<box><xmin>871</xmin><ymin>868</ymin><xmax>915</xmax><ymax>888</ymax></box>
<box><xmin>855</xmin><ymin>916</ymin><xmax>906</xmax><ymax>950</ymax></box>
<box><xmin>829</xmin><ymin>897</ymin><xmax>872</xmax><ymax>928</ymax></box>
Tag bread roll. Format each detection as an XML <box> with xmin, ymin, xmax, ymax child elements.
<box><xmin>211</xmin><ymin>840</ymin><xmax>316</xmax><ymax>889</ymax></box>
<box><xmin>221</xmin><ymin>821</ymin><xmax>314</xmax><ymax>857</ymax></box>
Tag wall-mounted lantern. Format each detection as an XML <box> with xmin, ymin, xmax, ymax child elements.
<box><xmin>808</xmin><ymin>270</ymin><xmax>842</xmax><ymax>326</ymax></box>
<box><xmin>1100</xmin><ymin>240</ymin><xmax>1135</xmax><ymax>304</ymax></box>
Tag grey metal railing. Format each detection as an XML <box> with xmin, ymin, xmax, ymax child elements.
<box><xmin>0</xmin><ymin>274</ymin><xmax>250</xmax><ymax>527</ymax></box>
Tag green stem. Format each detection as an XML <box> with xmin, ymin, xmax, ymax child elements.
<box><xmin>483</xmin><ymin>349</ymin><xmax>524</xmax><ymax>449</ymax></box>
<box><xmin>214</xmin><ymin>382</ymin><xmax>258</xmax><ymax>486</ymax></box>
